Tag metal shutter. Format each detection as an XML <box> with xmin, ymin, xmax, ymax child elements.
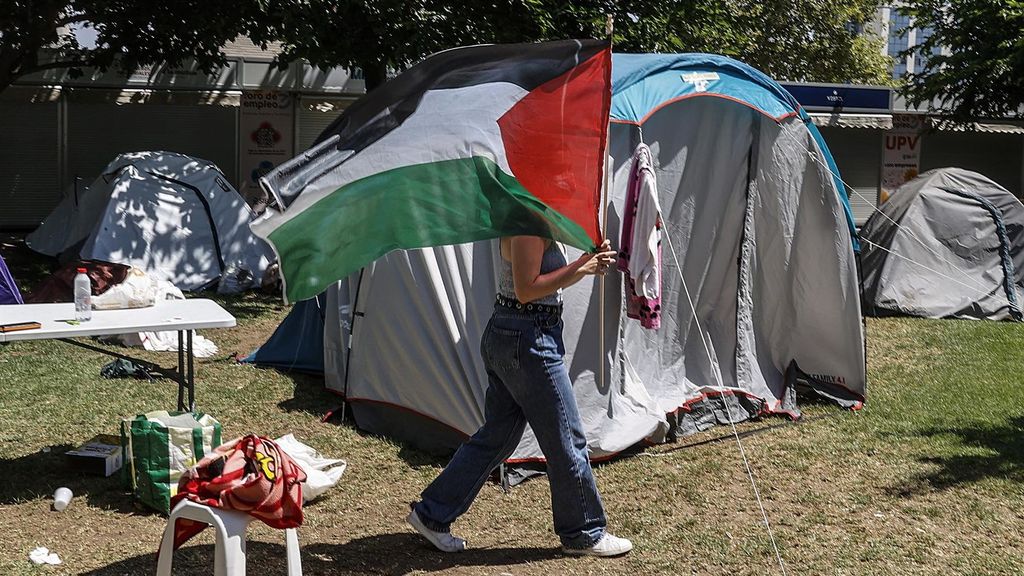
<box><xmin>921</xmin><ymin>132</ymin><xmax>1024</xmax><ymax>197</ymax></box>
<box><xmin>818</xmin><ymin>127</ymin><xmax>883</xmax><ymax>226</ymax></box>
<box><xmin>297</xmin><ymin>97</ymin><xmax>355</xmax><ymax>152</ymax></box>
<box><xmin>67</xmin><ymin>100</ymin><xmax>238</xmax><ymax>187</ymax></box>
<box><xmin>0</xmin><ymin>98</ymin><xmax>60</xmax><ymax>228</ymax></box>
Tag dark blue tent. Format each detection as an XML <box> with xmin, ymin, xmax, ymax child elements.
<box><xmin>0</xmin><ymin>254</ymin><xmax>23</xmax><ymax>305</ymax></box>
<box><xmin>243</xmin><ymin>294</ymin><xmax>325</xmax><ymax>373</ymax></box>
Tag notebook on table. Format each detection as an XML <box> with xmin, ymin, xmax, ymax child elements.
<box><xmin>0</xmin><ymin>321</ymin><xmax>42</xmax><ymax>333</ymax></box>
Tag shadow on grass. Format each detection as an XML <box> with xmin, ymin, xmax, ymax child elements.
<box><xmin>272</xmin><ymin>371</ymin><xmax>455</xmax><ymax>470</ymax></box>
<box><xmin>206</xmin><ymin>292</ymin><xmax>287</xmax><ymax>321</ymax></box>
<box><xmin>81</xmin><ymin>534</ymin><xmax>564</xmax><ymax>575</ymax></box>
<box><xmin>276</xmin><ymin>372</ymin><xmax>340</xmax><ymax>418</ymax></box>
<box><xmin>891</xmin><ymin>416</ymin><xmax>1024</xmax><ymax>496</ymax></box>
<box><xmin>0</xmin><ymin>445</ymin><xmax>139</xmax><ymax>514</ymax></box>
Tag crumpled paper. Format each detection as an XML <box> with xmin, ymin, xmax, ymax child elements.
<box><xmin>29</xmin><ymin>547</ymin><xmax>61</xmax><ymax>565</ymax></box>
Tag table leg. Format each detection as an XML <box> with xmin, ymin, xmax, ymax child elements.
<box><xmin>177</xmin><ymin>331</ymin><xmax>185</xmax><ymax>411</ymax></box>
<box><xmin>186</xmin><ymin>330</ymin><xmax>195</xmax><ymax>412</ymax></box>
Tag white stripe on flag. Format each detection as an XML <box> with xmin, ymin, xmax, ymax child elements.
<box><xmin>254</xmin><ymin>82</ymin><xmax>528</xmax><ymax>235</ymax></box>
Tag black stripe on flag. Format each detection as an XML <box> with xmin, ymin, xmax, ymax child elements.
<box><xmin>313</xmin><ymin>39</ymin><xmax>608</xmax><ymax>154</ymax></box>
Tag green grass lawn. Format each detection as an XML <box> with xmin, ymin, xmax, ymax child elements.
<box><xmin>2</xmin><ymin>238</ymin><xmax>1024</xmax><ymax>575</ymax></box>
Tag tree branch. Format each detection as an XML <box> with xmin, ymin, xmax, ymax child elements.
<box><xmin>56</xmin><ymin>11</ymin><xmax>89</xmax><ymax>27</ymax></box>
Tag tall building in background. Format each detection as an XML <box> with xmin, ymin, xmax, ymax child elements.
<box><xmin>877</xmin><ymin>4</ymin><xmax>942</xmax><ymax>79</ymax></box>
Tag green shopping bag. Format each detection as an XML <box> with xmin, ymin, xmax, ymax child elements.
<box><xmin>120</xmin><ymin>410</ymin><xmax>222</xmax><ymax>514</ymax></box>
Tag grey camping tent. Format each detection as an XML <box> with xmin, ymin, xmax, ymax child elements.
<box><xmin>26</xmin><ymin>151</ymin><xmax>275</xmax><ymax>292</ymax></box>
<box><xmin>251</xmin><ymin>53</ymin><xmax>867</xmax><ymax>463</ymax></box>
<box><xmin>860</xmin><ymin>168</ymin><xmax>1024</xmax><ymax>321</ymax></box>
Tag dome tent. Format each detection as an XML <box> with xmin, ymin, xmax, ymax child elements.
<box><xmin>249</xmin><ymin>52</ymin><xmax>866</xmax><ymax>461</ymax></box>
<box><xmin>860</xmin><ymin>168</ymin><xmax>1024</xmax><ymax>321</ymax></box>
<box><xmin>26</xmin><ymin>151</ymin><xmax>274</xmax><ymax>292</ymax></box>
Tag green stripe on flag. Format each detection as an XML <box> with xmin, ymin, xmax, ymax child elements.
<box><xmin>268</xmin><ymin>155</ymin><xmax>595</xmax><ymax>302</ymax></box>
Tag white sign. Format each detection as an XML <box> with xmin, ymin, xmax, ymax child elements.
<box><xmin>881</xmin><ymin>113</ymin><xmax>923</xmax><ymax>201</ymax></box>
<box><xmin>681</xmin><ymin>72</ymin><xmax>719</xmax><ymax>93</ymax></box>
<box><xmin>239</xmin><ymin>90</ymin><xmax>294</xmax><ymax>202</ymax></box>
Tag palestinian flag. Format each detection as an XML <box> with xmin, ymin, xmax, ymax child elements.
<box><xmin>252</xmin><ymin>39</ymin><xmax>612</xmax><ymax>302</ymax></box>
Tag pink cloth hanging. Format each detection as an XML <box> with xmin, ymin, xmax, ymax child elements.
<box><xmin>617</xmin><ymin>144</ymin><xmax>662</xmax><ymax>329</ymax></box>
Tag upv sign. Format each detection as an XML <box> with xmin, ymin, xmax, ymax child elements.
<box><xmin>886</xmin><ymin>133</ymin><xmax>921</xmax><ymax>160</ymax></box>
<box><xmin>881</xmin><ymin>114</ymin><xmax>924</xmax><ymax>200</ymax></box>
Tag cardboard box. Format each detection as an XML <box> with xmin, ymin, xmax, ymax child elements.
<box><xmin>66</xmin><ymin>434</ymin><xmax>123</xmax><ymax>477</ymax></box>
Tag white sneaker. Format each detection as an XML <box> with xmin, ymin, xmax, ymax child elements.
<box><xmin>406</xmin><ymin>509</ymin><xmax>467</xmax><ymax>553</ymax></box>
<box><xmin>563</xmin><ymin>533</ymin><xmax>633</xmax><ymax>557</ymax></box>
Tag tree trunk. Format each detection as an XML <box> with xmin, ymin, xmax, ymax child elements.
<box><xmin>0</xmin><ymin>47</ymin><xmax>25</xmax><ymax>95</ymax></box>
<box><xmin>363</xmin><ymin>62</ymin><xmax>388</xmax><ymax>92</ymax></box>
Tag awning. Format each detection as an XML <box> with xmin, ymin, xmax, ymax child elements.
<box><xmin>809</xmin><ymin>112</ymin><xmax>893</xmax><ymax>130</ymax></box>
<box><xmin>930</xmin><ymin>119</ymin><xmax>1024</xmax><ymax>134</ymax></box>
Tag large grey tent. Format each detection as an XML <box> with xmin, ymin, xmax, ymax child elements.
<box><xmin>252</xmin><ymin>53</ymin><xmax>866</xmax><ymax>462</ymax></box>
<box><xmin>860</xmin><ymin>168</ymin><xmax>1024</xmax><ymax>321</ymax></box>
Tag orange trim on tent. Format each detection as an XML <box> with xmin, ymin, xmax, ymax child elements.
<box><xmin>610</xmin><ymin>93</ymin><xmax>801</xmax><ymax>126</ymax></box>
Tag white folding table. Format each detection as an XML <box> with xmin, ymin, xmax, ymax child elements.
<box><xmin>0</xmin><ymin>299</ymin><xmax>236</xmax><ymax>411</ymax></box>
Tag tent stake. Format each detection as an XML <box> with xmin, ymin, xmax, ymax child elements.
<box><xmin>499</xmin><ymin>462</ymin><xmax>509</xmax><ymax>494</ymax></box>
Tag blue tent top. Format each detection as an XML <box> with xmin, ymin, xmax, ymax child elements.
<box><xmin>243</xmin><ymin>295</ymin><xmax>325</xmax><ymax>373</ymax></box>
<box><xmin>611</xmin><ymin>53</ymin><xmax>803</xmax><ymax>123</ymax></box>
<box><xmin>610</xmin><ymin>53</ymin><xmax>858</xmax><ymax>245</ymax></box>
<box><xmin>0</xmin><ymin>253</ymin><xmax>23</xmax><ymax>305</ymax></box>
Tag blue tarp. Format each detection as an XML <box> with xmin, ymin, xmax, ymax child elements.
<box><xmin>0</xmin><ymin>254</ymin><xmax>23</xmax><ymax>305</ymax></box>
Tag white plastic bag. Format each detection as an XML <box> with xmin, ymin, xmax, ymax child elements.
<box><xmin>99</xmin><ymin>277</ymin><xmax>219</xmax><ymax>357</ymax></box>
<box><xmin>92</xmin><ymin>268</ymin><xmax>158</xmax><ymax>310</ymax></box>
<box><xmin>274</xmin><ymin>434</ymin><xmax>347</xmax><ymax>502</ymax></box>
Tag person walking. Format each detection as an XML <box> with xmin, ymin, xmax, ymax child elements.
<box><xmin>407</xmin><ymin>235</ymin><xmax>633</xmax><ymax>557</ymax></box>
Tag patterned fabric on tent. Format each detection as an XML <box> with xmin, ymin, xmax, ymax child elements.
<box><xmin>0</xmin><ymin>253</ymin><xmax>23</xmax><ymax>305</ymax></box>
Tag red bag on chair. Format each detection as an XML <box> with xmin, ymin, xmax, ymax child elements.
<box><xmin>169</xmin><ymin>434</ymin><xmax>306</xmax><ymax>550</ymax></box>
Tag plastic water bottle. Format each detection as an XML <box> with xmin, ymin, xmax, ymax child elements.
<box><xmin>73</xmin><ymin>268</ymin><xmax>92</xmax><ymax>322</ymax></box>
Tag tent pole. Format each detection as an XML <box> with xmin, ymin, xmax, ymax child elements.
<box><xmin>340</xmin><ymin>268</ymin><xmax>366</xmax><ymax>424</ymax></box>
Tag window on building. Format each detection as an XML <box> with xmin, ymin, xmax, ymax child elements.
<box><xmin>888</xmin><ymin>12</ymin><xmax>911</xmax><ymax>78</ymax></box>
<box><xmin>913</xmin><ymin>25</ymin><xmax>943</xmax><ymax>73</ymax></box>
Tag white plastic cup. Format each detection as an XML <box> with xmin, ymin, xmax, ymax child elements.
<box><xmin>52</xmin><ymin>487</ymin><xmax>73</xmax><ymax>512</ymax></box>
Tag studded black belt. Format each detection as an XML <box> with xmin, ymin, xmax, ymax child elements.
<box><xmin>495</xmin><ymin>293</ymin><xmax>562</xmax><ymax>315</ymax></box>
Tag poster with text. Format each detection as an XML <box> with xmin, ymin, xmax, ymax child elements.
<box><xmin>239</xmin><ymin>90</ymin><xmax>294</xmax><ymax>205</ymax></box>
<box><xmin>881</xmin><ymin>113</ymin><xmax>923</xmax><ymax>203</ymax></box>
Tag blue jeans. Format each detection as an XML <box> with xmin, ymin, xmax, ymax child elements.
<box><xmin>413</xmin><ymin>305</ymin><xmax>607</xmax><ymax>549</ymax></box>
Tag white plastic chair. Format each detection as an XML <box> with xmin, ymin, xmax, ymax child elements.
<box><xmin>155</xmin><ymin>499</ymin><xmax>302</xmax><ymax>576</ymax></box>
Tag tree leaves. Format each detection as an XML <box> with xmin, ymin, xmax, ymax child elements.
<box><xmin>2</xmin><ymin>0</ymin><xmax>894</xmax><ymax>94</ymax></box>
<box><xmin>900</xmin><ymin>0</ymin><xmax>1024</xmax><ymax>121</ymax></box>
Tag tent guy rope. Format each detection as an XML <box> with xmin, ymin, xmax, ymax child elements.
<box><xmin>777</xmin><ymin>120</ymin><xmax>998</xmax><ymax>298</ymax></box>
<box><xmin>776</xmin><ymin>119</ymin><xmax>1020</xmax><ymax>312</ymax></box>
<box><xmin>662</xmin><ymin>223</ymin><xmax>789</xmax><ymax>576</ymax></box>
<box><xmin>859</xmin><ymin>238</ymin><xmax>1009</xmax><ymax>301</ymax></box>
